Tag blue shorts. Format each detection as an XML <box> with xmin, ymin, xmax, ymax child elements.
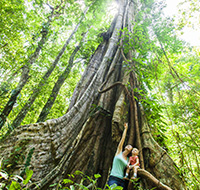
<box><xmin>107</xmin><ymin>175</ymin><xmax>126</xmax><ymax>189</ymax></box>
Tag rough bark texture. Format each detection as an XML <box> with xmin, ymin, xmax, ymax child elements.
<box><xmin>0</xmin><ymin>0</ymin><xmax>186</xmax><ymax>190</ymax></box>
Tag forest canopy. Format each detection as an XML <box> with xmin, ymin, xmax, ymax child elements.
<box><xmin>0</xmin><ymin>0</ymin><xmax>199</xmax><ymax>189</ymax></box>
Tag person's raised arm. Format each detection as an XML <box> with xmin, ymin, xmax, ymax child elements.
<box><xmin>115</xmin><ymin>123</ymin><xmax>128</xmax><ymax>156</ymax></box>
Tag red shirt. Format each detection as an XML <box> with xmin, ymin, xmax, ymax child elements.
<box><xmin>129</xmin><ymin>156</ymin><xmax>140</xmax><ymax>166</ymax></box>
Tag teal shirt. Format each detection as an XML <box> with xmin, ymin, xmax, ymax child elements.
<box><xmin>110</xmin><ymin>152</ymin><xmax>129</xmax><ymax>179</ymax></box>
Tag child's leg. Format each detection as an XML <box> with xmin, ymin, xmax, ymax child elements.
<box><xmin>125</xmin><ymin>167</ymin><xmax>130</xmax><ymax>176</ymax></box>
<box><xmin>126</xmin><ymin>167</ymin><xmax>130</xmax><ymax>173</ymax></box>
<box><xmin>133</xmin><ymin>166</ymin><xmax>139</xmax><ymax>178</ymax></box>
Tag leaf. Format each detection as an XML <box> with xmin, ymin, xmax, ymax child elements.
<box><xmin>6</xmin><ymin>164</ymin><xmax>12</xmax><ymax>168</ymax></box>
<box><xmin>49</xmin><ymin>183</ymin><xmax>57</xmax><ymax>187</ymax></box>
<box><xmin>76</xmin><ymin>184</ymin><xmax>89</xmax><ymax>190</ymax></box>
<box><xmin>74</xmin><ymin>170</ymin><xmax>84</xmax><ymax>176</ymax></box>
<box><xmin>63</xmin><ymin>179</ymin><xmax>74</xmax><ymax>184</ymax></box>
<box><xmin>23</xmin><ymin>168</ymin><xmax>33</xmax><ymax>185</ymax></box>
<box><xmin>0</xmin><ymin>157</ymin><xmax>3</xmax><ymax>169</ymax></box>
<box><xmin>68</xmin><ymin>174</ymin><xmax>75</xmax><ymax>178</ymax></box>
<box><xmin>9</xmin><ymin>181</ymin><xmax>21</xmax><ymax>190</ymax></box>
<box><xmin>94</xmin><ymin>174</ymin><xmax>101</xmax><ymax>179</ymax></box>
<box><xmin>109</xmin><ymin>183</ymin><xmax>123</xmax><ymax>190</ymax></box>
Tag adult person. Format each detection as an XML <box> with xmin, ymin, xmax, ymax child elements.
<box><xmin>107</xmin><ymin>123</ymin><xmax>133</xmax><ymax>189</ymax></box>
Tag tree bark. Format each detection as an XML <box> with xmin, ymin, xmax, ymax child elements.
<box><xmin>0</xmin><ymin>0</ymin><xmax>186</xmax><ymax>190</ymax></box>
<box><xmin>137</xmin><ymin>169</ymin><xmax>172</xmax><ymax>190</ymax></box>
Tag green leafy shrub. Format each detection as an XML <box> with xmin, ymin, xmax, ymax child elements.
<box><xmin>0</xmin><ymin>158</ymin><xmax>33</xmax><ymax>190</ymax></box>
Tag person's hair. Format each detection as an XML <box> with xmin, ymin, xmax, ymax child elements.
<box><xmin>127</xmin><ymin>151</ymin><xmax>132</xmax><ymax>157</ymax></box>
<box><xmin>132</xmin><ymin>148</ymin><xmax>139</xmax><ymax>154</ymax></box>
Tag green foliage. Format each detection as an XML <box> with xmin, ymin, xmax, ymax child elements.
<box><xmin>49</xmin><ymin>170</ymin><xmax>143</xmax><ymax>190</ymax></box>
<box><xmin>49</xmin><ymin>171</ymin><xmax>156</xmax><ymax>190</ymax></box>
<box><xmin>146</xmin><ymin>40</ymin><xmax>200</xmax><ymax>189</ymax></box>
<box><xmin>20</xmin><ymin>148</ymin><xmax>35</xmax><ymax>177</ymax></box>
<box><xmin>10</xmin><ymin>181</ymin><xmax>22</xmax><ymax>190</ymax></box>
<box><xmin>0</xmin><ymin>0</ymin><xmax>114</xmax><ymax>131</ymax></box>
<box><xmin>23</xmin><ymin>168</ymin><xmax>33</xmax><ymax>185</ymax></box>
<box><xmin>1</xmin><ymin>140</ymin><xmax>35</xmax><ymax>187</ymax></box>
<box><xmin>48</xmin><ymin>170</ymin><xmax>103</xmax><ymax>190</ymax></box>
<box><xmin>0</xmin><ymin>166</ymin><xmax>33</xmax><ymax>189</ymax></box>
<box><xmin>120</xmin><ymin>1</ymin><xmax>199</xmax><ymax>188</ymax></box>
<box><xmin>177</xmin><ymin>0</ymin><xmax>200</xmax><ymax>30</ymax></box>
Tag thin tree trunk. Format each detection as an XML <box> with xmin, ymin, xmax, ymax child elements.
<box><xmin>11</xmin><ymin>5</ymin><xmax>92</xmax><ymax>128</ymax></box>
<box><xmin>0</xmin><ymin>11</ymin><xmax>53</xmax><ymax>130</ymax></box>
<box><xmin>37</xmin><ymin>32</ymin><xmax>87</xmax><ymax>122</ymax></box>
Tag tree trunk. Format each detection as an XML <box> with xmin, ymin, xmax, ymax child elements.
<box><xmin>37</xmin><ymin>32</ymin><xmax>87</xmax><ymax>123</ymax></box>
<box><xmin>0</xmin><ymin>0</ymin><xmax>186</xmax><ymax>190</ymax></box>
<box><xmin>0</xmin><ymin>10</ymin><xmax>53</xmax><ymax>130</ymax></box>
<box><xmin>11</xmin><ymin>5</ymin><xmax>91</xmax><ymax>129</ymax></box>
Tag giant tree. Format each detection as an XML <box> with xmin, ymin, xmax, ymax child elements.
<box><xmin>0</xmin><ymin>0</ymin><xmax>186</xmax><ymax>189</ymax></box>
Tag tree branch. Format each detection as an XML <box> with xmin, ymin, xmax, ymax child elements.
<box><xmin>137</xmin><ymin>169</ymin><xmax>172</xmax><ymax>190</ymax></box>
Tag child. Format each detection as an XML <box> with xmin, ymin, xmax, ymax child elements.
<box><xmin>123</xmin><ymin>148</ymin><xmax>140</xmax><ymax>180</ymax></box>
